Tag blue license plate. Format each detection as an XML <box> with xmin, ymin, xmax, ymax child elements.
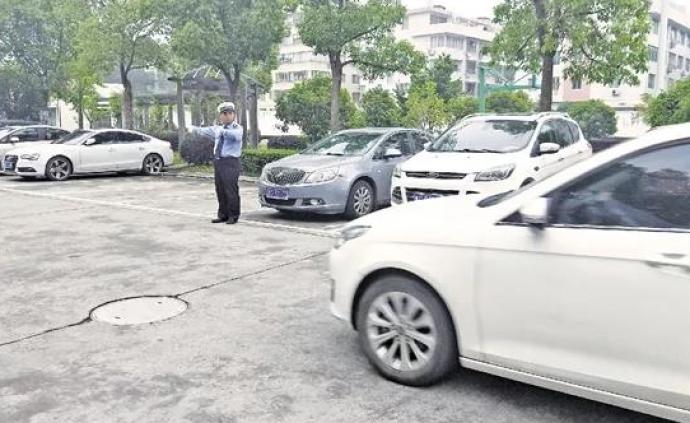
<box><xmin>411</xmin><ymin>193</ymin><xmax>438</xmax><ymax>201</ymax></box>
<box><xmin>3</xmin><ymin>160</ymin><xmax>15</xmax><ymax>171</ymax></box>
<box><xmin>266</xmin><ymin>186</ymin><xmax>289</xmax><ymax>200</ymax></box>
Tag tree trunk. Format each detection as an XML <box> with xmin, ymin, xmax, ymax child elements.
<box><xmin>120</xmin><ymin>65</ymin><xmax>134</xmax><ymax>129</ymax></box>
<box><xmin>329</xmin><ymin>54</ymin><xmax>343</xmax><ymax>131</ymax></box>
<box><xmin>176</xmin><ymin>79</ymin><xmax>186</xmax><ymax>151</ymax></box>
<box><xmin>77</xmin><ymin>90</ymin><xmax>84</xmax><ymax>129</ymax></box>
<box><xmin>192</xmin><ymin>91</ymin><xmax>201</xmax><ymax>126</ymax></box>
<box><xmin>249</xmin><ymin>83</ymin><xmax>259</xmax><ymax>148</ymax></box>
<box><xmin>533</xmin><ymin>0</ymin><xmax>554</xmax><ymax>112</ymax></box>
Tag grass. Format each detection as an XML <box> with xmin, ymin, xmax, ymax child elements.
<box><xmin>171</xmin><ymin>152</ymin><xmax>213</xmax><ymax>174</ymax></box>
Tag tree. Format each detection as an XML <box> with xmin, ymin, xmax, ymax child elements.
<box><xmin>486</xmin><ymin>91</ymin><xmax>534</xmax><ymax>113</ymax></box>
<box><xmin>446</xmin><ymin>96</ymin><xmax>478</xmax><ymax>122</ymax></box>
<box><xmin>0</xmin><ymin>64</ymin><xmax>45</xmax><ymax>120</ymax></box>
<box><xmin>560</xmin><ymin>100</ymin><xmax>617</xmax><ymax>138</ymax></box>
<box><xmin>412</xmin><ymin>54</ymin><xmax>463</xmax><ymax>102</ymax></box>
<box><xmin>169</xmin><ymin>0</ymin><xmax>286</xmax><ymax>129</ymax></box>
<box><xmin>298</xmin><ymin>0</ymin><xmax>424</xmax><ymax>131</ymax></box>
<box><xmin>489</xmin><ymin>0</ymin><xmax>650</xmax><ymax>112</ymax></box>
<box><xmin>275</xmin><ymin>76</ymin><xmax>358</xmax><ymax>142</ymax></box>
<box><xmin>642</xmin><ymin>78</ymin><xmax>690</xmax><ymax>127</ymax></box>
<box><xmin>404</xmin><ymin>81</ymin><xmax>448</xmax><ymax>132</ymax></box>
<box><xmin>78</xmin><ymin>0</ymin><xmax>167</xmax><ymax>129</ymax></box>
<box><xmin>361</xmin><ymin>88</ymin><xmax>401</xmax><ymax>127</ymax></box>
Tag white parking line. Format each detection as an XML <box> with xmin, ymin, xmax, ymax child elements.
<box><xmin>0</xmin><ymin>187</ymin><xmax>338</xmax><ymax>239</ymax></box>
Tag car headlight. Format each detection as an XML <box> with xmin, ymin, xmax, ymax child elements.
<box><xmin>334</xmin><ymin>225</ymin><xmax>371</xmax><ymax>249</ymax></box>
<box><xmin>393</xmin><ymin>165</ymin><xmax>402</xmax><ymax>178</ymax></box>
<box><xmin>20</xmin><ymin>153</ymin><xmax>40</xmax><ymax>161</ymax></box>
<box><xmin>260</xmin><ymin>166</ymin><xmax>269</xmax><ymax>181</ymax></box>
<box><xmin>474</xmin><ymin>164</ymin><xmax>515</xmax><ymax>182</ymax></box>
<box><xmin>304</xmin><ymin>167</ymin><xmax>338</xmax><ymax>184</ymax></box>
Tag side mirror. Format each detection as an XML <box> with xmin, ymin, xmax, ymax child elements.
<box><xmin>539</xmin><ymin>142</ymin><xmax>561</xmax><ymax>155</ymax></box>
<box><xmin>423</xmin><ymin>142</ymin><xmax>431</xmax><ymax>150</ymax></box>
<box><xmin>9</xmin><ymin>136</ymin><xmax>19</xmax><ymax>143</ymax></box>
<box><xmin>519</xmin><ymin>197</ymin><xmax>550</xmax><ymax>228</ymax></box>
<box><xmin>383</xmin><ymin>148</ymin><xmax>403</xmax><ymax>159</ymax></box>
<box><xmin>84</xmin><ymin>138</ymin><xmax>97</xmax><ymax>146</ymax></box>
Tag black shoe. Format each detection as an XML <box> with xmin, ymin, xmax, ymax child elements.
<box><xmin>212</xmin><ymin>218</ymin><xmax>228</xmax><ymax>223</ymax></box>
<box><xmin>226</xmin><ymin>218</ymin><xmax>238</xmax><ymax>225</ymax></box>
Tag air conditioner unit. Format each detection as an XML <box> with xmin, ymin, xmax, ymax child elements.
<box><xmin>612</xmin><ymin>89</ymin><xmax>621</xmax><ymax>97</ymax></box>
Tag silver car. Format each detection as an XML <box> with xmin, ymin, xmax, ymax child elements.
<box><xmin>258</xmin><ymin>128</ymin><xmax>432</xmax><ymax>219</ymax></box>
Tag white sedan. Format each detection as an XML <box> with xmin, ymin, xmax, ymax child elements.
<box><xmin>2</xmin><ymin>129</ymin><xmax>174</xmax><ymax>181</ymax></box>
<box><xmin>330</xmin><ymin>123</ymin><xmax>690</xmax><ymax>422</ymax></box>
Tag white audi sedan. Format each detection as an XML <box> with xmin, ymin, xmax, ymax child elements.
<box><xmin>330</xmin><ymin>123</ymin><xmax>690</xmax><ymax>422</ymax></box>
<box><xmin>2</xmin><ymin>129</ymin><xmax>173</xmax><ymax>181</ymax></box>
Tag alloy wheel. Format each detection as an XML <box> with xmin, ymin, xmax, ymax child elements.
<box><xmin>366</xmin><ymin>291</ymin><xmax>437</xmax><ymax>371</ymax></box>
<box><xmin>49</xmin><ymin>158</ymin><xmax>70</xmax><ymax>181</ymax></box>
<box><xmin>144</xmin><ymin>155</ymin><xmax>163</xmax><ymax>174</ymax></box>
<box><xmin>353</xmin><ymin>186</ymin><xmax>373</xmax><ymax>216</ymax></box>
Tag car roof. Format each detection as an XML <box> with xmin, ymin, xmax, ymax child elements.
<box><xmin>336</xmin><ymin>127</ymin><xmax>421</xmax><ymax>134</ymax></box>
<box><xmin>464</xmin><ymin>112</ymin><xmax>575</xmax><ymax>123</ymax></box>
<box><xmin>5</xmin><ymin>125</ymin><xmax>66</xmax><ymax>131</ymax></box>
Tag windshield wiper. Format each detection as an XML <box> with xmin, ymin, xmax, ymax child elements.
<box><xmin>452</xmin><ymin>148</ymin><xmax>503</xmax><ymax>153</ymax></box>
<box><xmin>325</xmin><ymin>152</ymin><xmax>345</xmax><ymax>156</ymax></box>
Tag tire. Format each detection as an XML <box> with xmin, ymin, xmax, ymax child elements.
<box><xmin>45</xmin><ymin>156</ymin><xmax>72</xmax><ymax>181</ymax></box>
<box><xmin>20</xmin><ymin>176</ymin><xmax>36</xmax><ymax>181</ymax></box>
<box><xmin>344</xmin><ymin>179</ymin><xmax>375</xmax><ymax>220</ymax></box>
<box><xmin>356</xmin><ymin>274</ymin><xmax>458</xmax><ymax>386</ymax></box>
<box><xmin>141</xmin><ymin>153</ymin><xmax>164</xmax><ymax>175</ymax></box>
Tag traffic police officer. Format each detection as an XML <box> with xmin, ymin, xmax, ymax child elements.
<box><xmin>193</xmin><ymin>102</ymin><xmax>244</xmax><ymax>224</ymax></box>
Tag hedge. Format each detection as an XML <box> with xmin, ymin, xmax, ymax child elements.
<box><xmin>180</xmin><ymin>131</ymin><xmax>214</xmax><ymax>165</ymax></box>
<box><xmin>264</xmin><ymin>135</ymin><xmax>310</xmax><ymax>150</ymax></box>
<box><xmin>146</xmin><ymin>130</ymin><xmax>181</xmax><ymax>151</ymax></box>
<box><xmin>242</xmin><ymin>148</ymin><xmax>297</xmax><ymax>176</ymax></box>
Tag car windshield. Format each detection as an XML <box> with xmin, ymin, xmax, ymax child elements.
<box><xmin>0</xmin><ymin>128</ymin><xmax>13</xmax><ymax>139</ymax></box>
<box><xmin>302</xmin><ymin>132</ymin><xmax>383</xmax><ymax>156</ymax></box>
<box><xmin>429</xmin><ymin>120</ymin><xmax>537</xmax><ymax>153</ymax></box>
<box><xmin>52</xmin><ymin>130</ymin><xmax>91</xmax><ymax>145</ymax></box>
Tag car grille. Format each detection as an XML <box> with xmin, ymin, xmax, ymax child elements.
<box><xmin>3</xmin><ymin>154</ymin><xmax>18</xmax><ymax>172</ymax></box>
<box><xmin>405</xmin><ymin>171</ymin><xmax>466</xmax><ymax>180</ymax></box>
<box><xmin>406</xmin><ymin>188</ymin><xmax>459</xmax><ymax>202</ymax></box>
<box><xmin>264</xmin><ymin>197</ymin><xmax>297</xmax><ymax>206</ymax></box>
<box><xmin>265</xmin><ymin>167</ymin><xmax>305</xmax><ymax>185</ymax></box>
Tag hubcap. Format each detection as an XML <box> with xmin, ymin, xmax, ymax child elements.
<box><xmin>353</xmin><ymin>186</ymin><xmax>372</xmax><ymax>216</ymax></box>
<box><xmin>145</xmin><ymin>156</ymin><xmax>162</xmax><ymax>173</ymax></box>
<box><xmin>366</xmin><ymin>292</ymin><xmax>437</xmax><ymax>371</ymax></box>
<box><xmin>49</xmin><ymin>159</ymin><xmax>70</xmax><ymax>180</ymax></box>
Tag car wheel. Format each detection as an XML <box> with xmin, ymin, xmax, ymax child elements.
<box><xmin>19</xmin><ymin>176</ymin><xmax>36</xmax><ymax>181</ymax></box>
<box><xmin>45</xmin><ymin>156</ymin><xmax>72</xmax><ymax>181</ymax></box>
<box><xmin>344</xmin><ymin>180</ymin><xmax>375</xmax><ymax>219</ymax></box>
<box><xmin>356</xmin><ymin>274</ymin><xmax>458</xmax><ymax>386</ymax></box>
<box><xmin>142</xmin><ymin>153</ymin><xmax>164</xmax><ymax>175</ymax></box>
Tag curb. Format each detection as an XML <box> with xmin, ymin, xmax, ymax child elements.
<box><xmin>156</xmin><ymin>171</ymin><xmax>258</xmax><ymax>183</ymax></box>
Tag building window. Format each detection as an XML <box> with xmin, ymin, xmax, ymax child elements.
<box><xmin>652</xmin><ymin>16</ymin><xmax>659</xmax><ymax>34</ymax></box>
<box><xmin>466</xmin><ymin>61</ymin><xmax>477</xmax><ymax>75</ymax></box>
<box><xmin>352</xmin><ymin>93</ymin><xmax>361</xmax><ymax>103</ymax></box>
<box><xmin>455</xmin><ymin>60</ymin><xmax>463</xmax><ymax>72</ymax></box>
<box><xmin>352</xmin><ymin>75</ymin><xmax>361</xmax><ymax>84</ymax></box>
<box><xmin>431</xmin><ymin>35</ymin><xmax>445</xmax><ymax>48</ymax></box>
<box><xmin>467</xmin><ymin>39</ymin><xmax>477</xmax><ymax>53</ymax></box>
<box><xmin>679</xmin><ymin>55</ymin><xmax>684</xmax><ymax>69</ymax></box>
<box><xmin>402</xmin><ymin>17</ymin><xmax>409</xmax><ymax>29</ymax></box>
<box><xmin>553</xmin><ymin>77</ymin><xmax>561</xmax><ymax>91</ymax></box>
<box><xmin>571</xmin><ymin>79</ymin><xmax>582</xmax><ymax>90</ymax></box>
<box><xmin>447</xmin><ymin>35</ymin><xmax>464</xmax><ymax>49</ymax></box>
<box><xmin>648</xmin><ymin>45</ymin><xmax>658</xmax><ymax>62</ymax></box>
<box><xmin>669</xmin><ymin>53</ymin><xmax>677</xmax><ymax>70</ymax></box>
<box><xmin>430</xmin><ymin>14</ymin><xmax>448</xmax><ymax>25</ymax></box>
<box><xmin>648</xmin><ymin>74</ymin><xmax>656</xmax><ymax>89</ymax></box>
<box><xmin>465</xmin><ymin>82</ymin><xmax>476</xmax><ymax>95</ymax></box>
<box><xmin>686</xmin><ymin>58</ymin><xmax>690</xmax><ymax>71</ymax></box>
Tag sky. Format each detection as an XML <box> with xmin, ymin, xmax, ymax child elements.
<box><xmin>401</xmin><ymin>0</ymin><xmax>502</xmax><ymax>19</ymax></box>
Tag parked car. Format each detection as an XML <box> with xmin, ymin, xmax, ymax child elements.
<box><xmin>0</xmin><ymin>125</ymin><xmax>70</xmax><ymax>172</ymax></box>
<box><xmin>330</xmin><ymin>122</ymin><xmax>690</xmax><ymax>422</ymax></box>
<box><xmin>258</xmin><ymin>128</ymin><xmax>433</xmax><ymax>219</ymax></box>
<box><xmin>2</xmin><ymin>129</ymin><xmax>173</xmax><ymax>181</ymax></box>
<box><xmin>0</xmin><ymin>119</ymin><xmax>40</xmax><ymax>129</ymax></box>
<box><xmin>391</xmin><ymin>112</ymin><xmax>592</xmax><ymax>204</ymax></box>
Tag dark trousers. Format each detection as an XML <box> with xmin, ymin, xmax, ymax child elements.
<box><xmin>213</xmin><ymin>156</ymin><xmax>241</xmax><ymax>221</ymax></box>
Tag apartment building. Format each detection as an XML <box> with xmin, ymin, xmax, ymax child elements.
<box><xmin>554</xmin><ymin>0</ymin><xmax>690</xmax><ymax>136</ymax></box>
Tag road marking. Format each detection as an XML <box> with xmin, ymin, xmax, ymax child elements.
<box><xmin>0</xmin><ymin>187</ymin><xmax>338</xmax><ymax>238</ymax></box>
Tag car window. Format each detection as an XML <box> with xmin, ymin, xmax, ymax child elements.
<box><xmin>568</xmin><ymin>121</ymin><xmax>580</xmax><ymax>142</ymax></box>
<box><xmin>536</xmin><ymin>122</ymin><xmax>557</xmax><ymax>145</ymax></box>
<box><xmin>379</xmin><ymin>132</ymin><xmax>413</xmax><ymax>156</ymax></box>
<box><xmin>411</xmin><ymin>132</ymin><xmax>433</xmax><ymax>153</ymax></box>
<box><xmin>46</xmin><ymin>129</ymin><xmax>69</xmax><ymax>140</ymax></box>
<box><xmin>94</xmin><ymin>132</ymin><xmax>115</xmax><ymax>145</ymax></box>
<box><xmin>11</xmin><ymin>128</ymin><xmax>40</xmax><ymax>142</ymax></box>
<box><xmin>125</xmin><ymin>132</ymin><xmax>146</xmax><ymax>143</ymax></box>
<box><xmin>548</xmin><ymin>142</ymin><xmax>690</xmax><ymax>231</ymax></box>
<box><xmin>555</xmin><ymin>120</ymin><xmax>574</xmax><ymax>147</ymax></box>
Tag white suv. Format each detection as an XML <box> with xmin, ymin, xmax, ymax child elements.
<box><xmin>391</xmin><ymin>112</ymin><xmax>592</xmax><ymax>204</ymax></box>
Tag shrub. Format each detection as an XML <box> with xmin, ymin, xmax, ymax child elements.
<box><xmin>265</xmin><ymin>135</ymin><xmax>310</xmax><ymax>150</ymax></box>
<box><xmin>242</xmin><ymin>148</ymin><xmax>297</xmax><ymax>176</ymax></box>
<box><xmin>146</xmin><ymin>130</ymin><xmax>181</xmax><ymax>151</ymax></box>
<box><xmin>180</xmin><ymin>131</ymin><xmax>214</xmax><ymax>165</ymax></box>
<box><xmin>486</xmin><ymin>91</ymin><xmax>534</xmax><ymax>113</ymax></box>
<box><xmin>642</xmin><ymin>78</ymin><xmax>690</xmax><ymax>127</ymax></box>
<box><xmin>560</xmin><ymin>100</ymin><xmax>617</xmax><ymax>139</ymax></box>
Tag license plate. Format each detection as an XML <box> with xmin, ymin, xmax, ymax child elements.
<box><xmin>411</xmin><ymin>193</ymin><xmax>439</xmax><ymax>201</ymax></box>
<box><xmin>3</xmin><ymin>160</ymin><xmax>15</xmax><ymax>172</ymax></box>
<box><xmin>266</xmin><ymin>186</ymin><xmax>289</xmax><ymax>200</ymax></box>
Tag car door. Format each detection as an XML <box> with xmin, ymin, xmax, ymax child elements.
<box><xmin>566</xmin><ymin>121</ymin><xmax>592</xmax><ymax>164</ymax></box>
<box><xmin>475</xmin><ymin>141</ymin><xmax>690</xmax><ymax>410</ymax></box>
<box><xmin>532</xmin><ymin>120</ymin><xmax>566</xmax><ymax>178</ymax></box>
<box><xmin>372</xmin><ymin>131</ymin><xmax>415</xmax><ymax>203</ymax></box>
<box><xmin>79</xmin><ymin>132</ymin><xmax>117</xmax><ymax>172</ymax></box>
<box><xmin>114</xmin><ymin>132</ymin><xmax>148</xmax><ymax>170</ymax></box>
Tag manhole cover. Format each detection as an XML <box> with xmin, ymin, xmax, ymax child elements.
<box><xmin>90</xmin><ymin>296</ymin><xmax>187</xmax><ymax>325</ymax></box>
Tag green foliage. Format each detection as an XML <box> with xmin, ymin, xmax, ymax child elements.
<box><xmin>361</xmin><ymin>88</ymin><xmax>401</xmax><ymax>127</ymax></box>
<box><xmin>0</xmin><ymin>64</ymin><xmax>45</xmax><ymax>120</ymax></box>
<box><xmin>180</xmin><ymin>131</ymin><xmax>214</xmax><ymax>164</ymax></box>
<box><xmin>275</xmin><ymin>76</ymin><xmax>359</xmax><ymax>142</ymax></box>
<box><xmin>446</xmin><ymin>96</ymin><xmax>478</xmax><ymax>122</ymax></box>
<box><xmin>242</xmin><ymin>148</ymin><xmax>296</xmax><ymax>176</ymax></box>
<box><xmin>297</xmin><ymin>0</ymin><xmax>424</xmax><ymax>129</ymax></box>
<box><xmin>265</xmin><ymin>135</ymin><xmax>310</xmax><ymax>150</ymax></box>
<box><xmin>404</xmin><ymin>81</ymin><xmax>449</xmax><ymax>131</ymax></box>
<box><xmin>412</xmin><ymin>54</ymin><xmax>462</xmax><ymax>102</ymax></box>
<box><xmin>642</xmin><ymin>78</ymin><xmax>690</xmax><ymax>127</ymax></box>
<box><xmin>489</xmin><ymin>0</ymin><xmax>651</xmax><ymax>110</ymax></box>
<box><xmin>560</xmin><ymin>100</ymin><xmax>617</xmax><ymax>138</ymax></box>
<box><xmin>486</xmin><ymin>91</ymin><xmax>534</xmax><ymax>113</ymax></box>
<box><xmin>147</xmin><ymin>130</ymin><xmax>182</xmax><ymax>151</ymax></box>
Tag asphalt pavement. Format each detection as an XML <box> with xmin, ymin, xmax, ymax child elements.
<box><xmin>0</xmin><ymin>173</ymin><xmax>668</xmax><ymax>423</ymax></box>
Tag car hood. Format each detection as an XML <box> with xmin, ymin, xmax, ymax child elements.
<box><xmin>6</xmin><ymin>143</ymin><xmax>77</xmax><ymax>156</ymax></box>
<box><xmin>268</xmin><ymin>153</ymin><xmax>360</xmax><ymax>172</ymax></box>
<box><xmin>402</xmin><ymin>150</ymin><xmax>521</xmax><ymax>174</ymax></box>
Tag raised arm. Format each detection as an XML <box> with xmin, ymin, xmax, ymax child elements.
<box><xmin>191</xmin><ymin>125</ymin><xmax>216</xmax><ymax>139</ymax></box>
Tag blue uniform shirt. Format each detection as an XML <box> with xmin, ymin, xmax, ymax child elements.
<box><xmin>193</xmin><ymin>122</ymin><xmax>243</xmax><ymax>158</ymax></box>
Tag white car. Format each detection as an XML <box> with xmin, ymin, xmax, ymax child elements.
<box><xmin>391</xmin><ymin>112</ymin><xmax>592</xmax><ymax>204</ymax></box>
<box><xmin>2</xmin><ymin>129</ymin><xmax>174</xmax><ymax>181</ymax></box>
<box><xmin>0</xmin><ymin>125</ymin><xmax>70</xmax><ymax>171</ymax></box>
<box><xmin>330</xmin><ymin>123</ymin><xmax>690</xmax><ymax>422</ymax></box>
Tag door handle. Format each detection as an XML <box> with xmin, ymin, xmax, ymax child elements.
<box><xmin>558</xmin><ymin>157</ymin><xmax>565</xmax><ymax>162</ymax></box>
<box><xmin>139</xmin><ymin>147</ymin><xmax>145</xmax><ymax>151</ymax></box>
